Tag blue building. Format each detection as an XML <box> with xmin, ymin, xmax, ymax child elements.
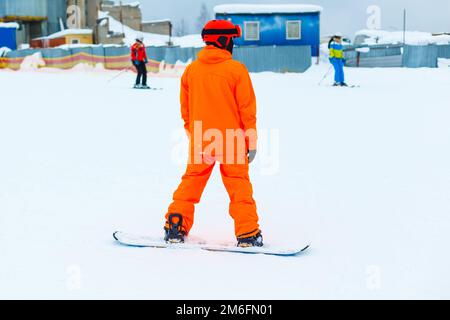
<box><xmin>214</xmin><ymin>4</ymin><xmax>322</xmax><ymax>56</ymax></box>
<box><xmin>0</xmin><ymin>23</ymin><xmax>18</xmax><ymax>50</ymax></box>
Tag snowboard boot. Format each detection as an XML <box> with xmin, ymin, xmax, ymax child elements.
<box><xmin>237</xmin><ymin>230</ymin><xmax>263</xmax><ymax>248</ymax></box>
<box><xmin>141</xmin><ymin>85</ymin><xmax>150</xmax><ymax>89</ymax></box>
<box><xmin>133</xmin><ymin>84</ymin><xmax>141</xmax><ymax>89</ymax></box>
<box><xmin>333</xmin><ymin>82</ymin><xmax>340</xmax><ymax>87</ymax></box>
<box><xmin>164</xmin><ymin>213</ymin><xmax>186</xmax><ymax>244</ymax></box>
<box><xmin>340</xmin><ymin>82</ymin><xmax>349</xmax><ymax>87</ymax></box>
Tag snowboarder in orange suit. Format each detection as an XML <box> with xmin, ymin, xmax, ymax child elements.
<box><xmin>164</xmin><ymin>20</ymin><xmax>263</xmax><ymax>248</ymax></box>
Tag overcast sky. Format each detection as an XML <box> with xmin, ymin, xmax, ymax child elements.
<box><xmin>126</xmin><ymin>0</ymin><xmax>450</xmax><ymax>37</ymax></box>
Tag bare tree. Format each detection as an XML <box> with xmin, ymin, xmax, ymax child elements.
<box><xmin>174</xmin><ymin>18</ymin><xmax>189</xmax><ymax>36</ymax></box>
<box><xmin>196</xmin><ymin>2</ymin><xmax>210</xmax><ymax>33</ymax></box>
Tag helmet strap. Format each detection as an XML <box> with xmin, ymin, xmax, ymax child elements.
<box><xmin>205</xmin><ymin>37</ymin><xmax>234</xmax><ymax>54</ymax></box>
<box><xmin>226</xmin><ymin>38</ymin><xmax>234</xmax><ymax>54</ymax></box>
<box><xmin>205</xmin><ymin>41</ymin><xmax>221</xmax><ymax>49</ymax></box>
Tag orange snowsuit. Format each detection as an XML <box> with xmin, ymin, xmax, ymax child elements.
<box><xmin>166</xmin><ymin>45</ymin><xmax>260</xmax><ymax>238</ymax></box>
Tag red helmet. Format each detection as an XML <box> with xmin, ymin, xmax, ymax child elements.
<box><xmin>201</xmin><ymin>20</ymin><xmax>242</xmax><ymax>49</ymax></box>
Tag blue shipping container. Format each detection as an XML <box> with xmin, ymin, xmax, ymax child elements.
<box><xmin>0</xmin><ymin>26</ymin><xmax>17</xmax><ymax>50</ymax></box>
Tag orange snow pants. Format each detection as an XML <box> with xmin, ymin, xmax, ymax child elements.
<box><xmin>166</xmin><ymin>162</ymin><xmax>260</xmax><ymax>238</ymax></box>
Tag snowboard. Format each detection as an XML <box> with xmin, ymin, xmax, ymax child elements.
<box><xmin>113</xmin><ymin>231</ymin><xmax>310</xmax><ymax>257</ymax></box>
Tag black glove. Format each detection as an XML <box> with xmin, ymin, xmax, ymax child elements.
<box><xmin>248</xmin><ymin>150</ymin><xmax>257</xmax><ymax>164</ymax></box>
<box><xmin>132</xmin><ymin>60</ymin><xmax>139</xmax><ymax>66</ymax></box>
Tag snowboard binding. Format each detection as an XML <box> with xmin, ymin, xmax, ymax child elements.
<box><xmin>237</xmin><ymin>230</ymin><xmax>264</xmax><ymax>248</ymax></box>
<box><xmin>164</xmin><ymin>213</ymin><xmax>186</xmax><ymax>244</ymax></box>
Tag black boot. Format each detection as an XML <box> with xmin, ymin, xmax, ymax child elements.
<box><xmin>237</xmin><ymin>231</ymin><xmax>263</xmax><ymax>248</ymax></box>
<box><xmin>164</xmin><ymin>213</ymin><xmax>186</xmax><ymax>243</ymax></box>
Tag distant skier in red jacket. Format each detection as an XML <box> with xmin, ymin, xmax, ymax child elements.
<box><xmin>131</xmin><ymin>36</ymin><xmax>149</xmax><ymax>89</ymax></box>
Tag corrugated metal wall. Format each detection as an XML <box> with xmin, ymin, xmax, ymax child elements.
<box><xmin>437</xmin><ymin>45</ymin><xmax>450</xmax><ymax>58</ymax></box>
<box><xmin>345</xmin><ymin>44</ymin><xmax>444</xmax><ymax>68</ymax></box>
<box><xmin>403</xmin><ymin>45</ymin><xmax>438</xmax><ymax>68</ymax></box>
<box><xmin>100</xmin><ymin>45</ymin><xmax>313</xmax><ymax>72</ymax></box>
<box><xmin>47</xmin><ymin>0</ymin><xmax>67</xmax><ymax>35</ymax></box>
<box><xmin>234</xmin><ymin>45</ymin><xmax>312</xmax><ymax>72</ymax></box>
<box><xmin>4</xmin><ymin>43</ymin><xmax>447</xmax><ymax>71</ymax></box>
<box><xmin>0</xmin><ymin>2</ymin><xmax>5</xmax><ymax>16</ymax></box>
<box><xmin>144</xmin><ymin>45</ymin><xmax>313</xmax><ymax>72</ymax></box>
<box><xmin>0</xmin><ymin>0</ymin><xmax>47</xmax><ymax>17</ymax></box>
<box><xmin>2</xmin><ymin>45</ymin><xmax>313</xmax><ymax>73</ymax></box>
<box><xmin>345</xmin><ymin>44</ymin><xmax>403</xmax><ymax>68</ymax></box>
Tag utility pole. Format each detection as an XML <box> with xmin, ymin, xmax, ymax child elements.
<box><xmin>169</xmin><ymin>22</ymin><xmax>173</xmax><ymax>46</ymax></box>
<box><xmin>403</xmin><ymin>9</ymin><xmax>407</xmax><ymax>45</ymax></box>
<box><xmin>119</xmin><ymin>1</ymin><xmax>125</xmax><ymax>35</ymax></box>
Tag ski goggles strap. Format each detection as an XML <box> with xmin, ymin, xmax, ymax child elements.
<box><xmin>202</xmin><ymin>26</ymin><xmax>242</xmax><ymax>38</ymax></box>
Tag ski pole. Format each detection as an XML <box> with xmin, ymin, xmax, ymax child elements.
<box><xmin>108</xmin><ymin>68</ymin><xmax>129</xmax><ymax>83</ymax></box>
<box><xmin>318</xmin><ymin>65</ymin><xmax>333</xmax><ymax>86</ymax></box>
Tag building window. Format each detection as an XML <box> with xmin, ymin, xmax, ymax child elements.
<box><xmin>286</xmin><ymin>21</ymin><xmax>302</xmax><ymax>40</ymax></box>
<box><xmin>71</xmin><ymin>38</ymin><xmax>80</xmax><ymax>44</ymax></box>
<box><xmin>244</xmin><ymin>21</ymin><xmax>260</xmax><ymax>41</ymax></box>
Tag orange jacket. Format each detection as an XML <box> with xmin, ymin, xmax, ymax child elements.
<box><xmin>181</xmin><ymin>45</ymin><xmax>257</xmax><ymax>162</ymax></box>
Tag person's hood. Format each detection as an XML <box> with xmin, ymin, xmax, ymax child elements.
<box><xmin>197</xmin><ymin>45</ymin><xmax>232</xmax><ymax>64</ymax></box>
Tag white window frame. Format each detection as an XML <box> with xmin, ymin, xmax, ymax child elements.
<box><xmin>286</xmin><ymin>20</ymin><xmax>302</xmax><ymax>40</ymax></box>
<box><xmin>244</xmin><ymin>21</ymin><xmax>260</xmax><ymax>41</ymax></box>
<box><xmin>71</xmin><ymin>38</ymin><xmax>80</xmax><ymax>44</ymax></box>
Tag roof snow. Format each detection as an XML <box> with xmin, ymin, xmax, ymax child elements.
<box><xmin>111</xmin><ymin>1</ymin><xmax>140</xmax><ymax>7</ymax></box>
<box><xmin>214</xmin><ymin>4</ymin><xmax>323</xmax><ymax>14</ymax></box>
<box><xmin>356</xmin><ymin>29</ymin><xmax>450</xmax><ymax>45</ymax></box>
<box><xmin>0</xmin><ymin>22</ymin><xmax>20</xmax><ymax>29</ymax></box>
<box><xmin>142</xmin><ymin>19</ymin><xmax>171</xmax><ymax>24</ymax></box>
<box><xmin>34</xmin><ymin>29</ymin><xmax>93</xmax><ymax>40</ymax></box>
<box><xmin>121</xmin><ymin>1</ymin><xmax>140</xmax><ymax>7</ymax></box>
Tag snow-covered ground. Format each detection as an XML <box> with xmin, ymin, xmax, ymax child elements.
<box><xmin>0</xmin><ymin>47</ymin><xmax>12</xmax><ymax>57</ymax></box>
<box><xmin>1</xmin><ymin>64</ymin><xmax>450</xmax><ymax>299</ymax></box>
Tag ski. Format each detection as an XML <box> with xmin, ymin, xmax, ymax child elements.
<box><xmin>132</xmin><ymin>87</ymin><xmax>162</xmax><ymax>90</ymax></box>
<box><xmin>318</xmin><ymin>83</ymin><xmax>360</xmax><ymax>88</ymax></box>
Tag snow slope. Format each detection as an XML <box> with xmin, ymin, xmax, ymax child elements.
<box><xmin>98</xmin><ymin>11</ymin><xmax>204</xmax><ymax>48</ymax></box>
<box><xmin>0</xmin><ymin>65</ymin><xmax>450</xmax><ymax>299</ymax></box>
